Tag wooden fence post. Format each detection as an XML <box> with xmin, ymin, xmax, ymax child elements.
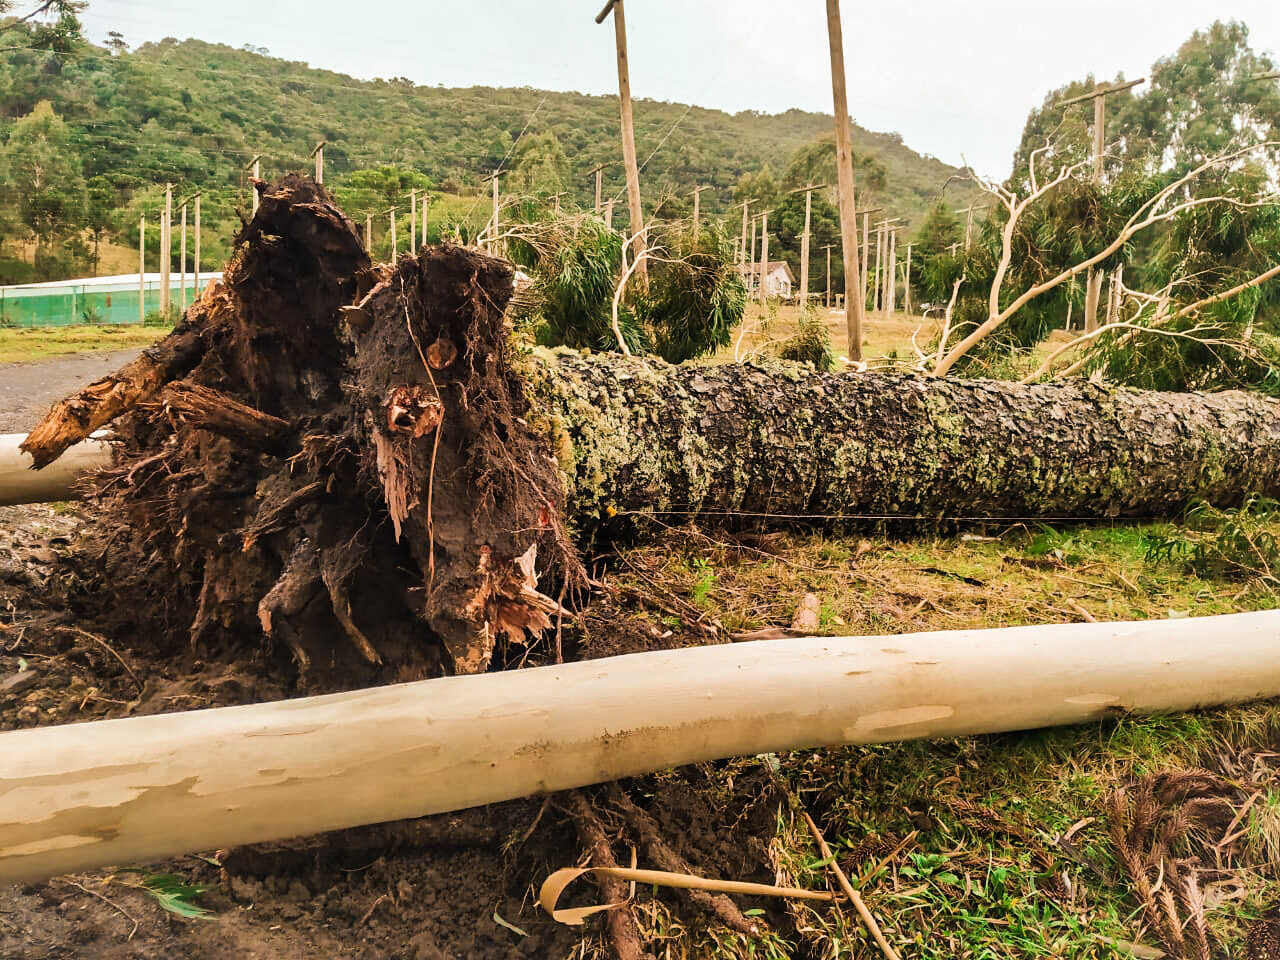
<box><xmin>421</xmin><ymin>193</ymin><xmax>429</xmax><ymax>245</ymax></box>
<box><xmin>311</xmin><ymin>140</ymin><xmax>326</xmax><ymax>185</ymax></box>
<box><xmin>389</xmin><ymin>207</ymin><xmax>396</xmax><ymax>257</ymax></box>
<box><xmin>365</xmin><ymin>214</ymin><xmax>372</xmax><ymax>252</ymax></box>
<box><xmin>193</xmin><ymin>194</ymin><xmax>201</xmax><ymax>298</ymax></box>
<box><xmin>161</xmin><ymin>184</ymin><xmax>172</xmax><ymax>317</ymax></box>
<box><xmin>247</xmin><ymin>155</ymin><xmax>261</xmax><ymax>217</ymax></box>
<box><xmin>138</xmin><ymin>214</ymin><xmax>145</xmax><ymax>325</ymax></box>
<box><xmin>409</xmin><ymin>190</ymin><xmax>417</xmax><ymax>251</ymax></box>
<box><xmin>179</xmin><ymin>202</ymin><xmax>187</xmax><ymax>312</ymax></box>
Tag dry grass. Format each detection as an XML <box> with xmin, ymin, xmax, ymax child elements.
<box><xmin>0</xmin><ymin>324</ymin><xmax>165</xmax><ymax>364</ymax></box>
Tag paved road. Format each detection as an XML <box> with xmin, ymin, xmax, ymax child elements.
<box><xmin>0</xmin><ymin>349</ymin><xmax>144</xmax><ymax>434</ymax></box>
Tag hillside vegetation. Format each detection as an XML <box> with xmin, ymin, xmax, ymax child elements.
<box><xmin>0</xmin><ymin>33</ymin><xmax>976</xmax><ymax>284</ymax></box>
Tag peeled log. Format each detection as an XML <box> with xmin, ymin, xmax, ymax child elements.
<box><xmin>2</xmin><ymin>610</ymin><xmax>1279</xmax><ymax>883</ymax></box>
<box><xmin>0</xmin><ymin>434</ymin><xmax>111</xmax><ymax>507</ymax></box>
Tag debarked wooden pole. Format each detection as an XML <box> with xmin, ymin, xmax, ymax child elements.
<box><xmin>0</xmin><ymin>434</ymin><xmax>112</xmax><ymax>507</ymax></box>
<box><xmin>3</xmin><ymin>611</ymin><xmax>1280</xmax><ymax>881</ymax></box>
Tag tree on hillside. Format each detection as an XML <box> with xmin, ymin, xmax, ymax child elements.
<box><xmin>331</xmin><ymin>166</ymin><xmax>433</xmax><ymax>222</ymax></box>
<box><xmin>782</xmin><ymin>134</ymin><xmax>886</xmax><ymax>196</ymax></box>
<box><xmin>910</xmin><ymin>202</ymin><xmax>964</xmax><ymax>304</ymax></box>
<box><xmin>0</xmin><ymin>0</ymin><xmax>84</xmax><ymax>52</ymax></box>
<box><xmin>1</xmin><ymin>101</ymin><xmax>87</xmax><ymax>273</ymax></box>
<box><xmin>509</xmin><ymin>131</ymin><xmax>570</xmax><ymax>199</ymax></box>
<box><xmin>84</xmin><ymin>174</ymin><xmax>116</xmax><ymax>271</ymax></box>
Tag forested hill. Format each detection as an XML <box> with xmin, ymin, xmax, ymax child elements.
<box><xmin>0</xmin><ymin>34</ymin><xmax>976</xmax><ymax>281</ymax></box>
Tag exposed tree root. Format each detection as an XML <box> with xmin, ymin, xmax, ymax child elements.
<box><xmin>28</xmin><ymin>175</ymin><xmax>580</xmax><ymax>689</ymax></box>
<box><xmin>567</xmin><ymin>790</ymin><xmax>648</xmax><ymax>960</ymax></box>
<box><xmin>608</xmin><ymin>783</ymin><xmax>760</xmax><ymax>936</ymax></box>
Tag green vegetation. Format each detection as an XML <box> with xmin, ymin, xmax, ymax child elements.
<box><xmin>0</xmin><ymin>322</ymin><xmax>162</xmax><ymax>363</ymax></box>
<box><xmin>910</xmin><ymin>20</ymin><xmax>1280</xmax><ymax>390</ymax></box>
<box><xmin>511</xmin><ymin>217</ymin><xmax>746</xmax><ymax>362</ymax></box>
<box><xmin>0</xmin><ymin>16</ymin><xmax>978</xmax><ymax>286</ymax></box>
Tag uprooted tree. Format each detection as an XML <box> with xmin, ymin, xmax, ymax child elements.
<box><xmin>21</xmin><ymin>177</ymin><xmax>1280</xmax><ymax>685</ymax></box>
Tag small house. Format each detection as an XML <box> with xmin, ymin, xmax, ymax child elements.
<box><xmin>741</xmin><ymin>260</ymin><xmax>795</xmax><ymax>300</ymax></box>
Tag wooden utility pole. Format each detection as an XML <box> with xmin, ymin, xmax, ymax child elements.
<box><xmin>825</xmin><ymin>0</ymin><xmax>866</xmax><ymax>360</ymax></box>
<box><xmin>389</xmin><ymin>207</ymin><xmax>397</xmax><ymax>257</ymax></box>
<box><xmin>954</xmin><ymin>204</ymin><xmax>986</xmax><ymax>251</ymax></box>
<box><xmin>903</xmin><ymin>242</ymin><xmax>913</xmax><ymax>315</ymax></box>
<box><xmin>789</xmin><ymin>183</ymin><xmax>827</xmax><ymax>306</ymax></box>
<box><xmin>872</xmin><ymin>225</ymin><xmax>882</xmax><ymax>312</ymax></box>
<box><xmin>586</xmin><ymin>162</ymin><xmax>608</xmax><ymax>213</ymax></box>
<box><xmin>749</xmin><ymin>213</ymin><xmax>758</xmax><ymax>276</ymax></box>
<box><xmin>596</xmin><ymin>0</ymin><xmax>647</xmax><ymax>284</ymax></box>
<box><xmin>310</xmin><ymin>141</ymin><xmax>326</xmax><ymax>185</ymax></box>
<box><xmin>737</xmin><ymin>199</ymin><xmax>752</xmax><ymax>266</ymax></box>
<box><xmin>1056</xmin><ymin>77</ymin><xmax>1144</xmax><ymax>332</ymax></box>
<box><xmin>179</xmin><ymin>201</ymin><xmax>187</xmax><ymax>312</ymax></box>
<box><xmin>138</xmin><ymin>214</ymin><xmax>145</xmax><ymax>325</ymax></box>
<box><xmin>161</xmin><ymin>183</ymin><xmax>172</xmax><ymax>316</ymax></box>
<box><xmin>603</xmin><ymin>198</ymin><xmax>615</xmax><ymax>228</ymax></box>
<box><xmin>193</xmin><ymin>194</ymin><xmax>201</xmax><ymax>299</ymax></box>
<box><xmin>823</xmin><ymin>243</ymin><xmax>835</xmax><ymax>308</ymax></box>
<box><xmin>365</xmin><ymin>214</ymin><xmax>372</xmax><ymax>252</ymax></box>
<box><xmin>861</xmin><ymin>211</ymin><xmax>871</xmax><ymax>308</ymax></box>
<box><xmin>886</xmin><ymin>228</ymin><xmax>897</xmax><ymax>321</ymax></box>
<box><xmin>487</xmin><ymin>173</ymin><xmax>500</xmax><ymax>253</ymax></box>
<box><xmin>246</xmin><ymin>155</ymin><xmax>262</xmax><ymax>217</ymax></box>
<box><xmin>691</xmin><ymin>184</ymin><xmax>710</xmax><ymax>233</ymax></box>
<box><xmin>409</xmin><ymin>190</ymin><xmax>417</xmax><ymax>250</ymax></box>
<box><xmin>757</xmin><ymin>209</ymin><xmax>770</xmax><ymax>305</ymax></box>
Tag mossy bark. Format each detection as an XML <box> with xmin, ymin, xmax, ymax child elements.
<box><xmin>528</xmin><ymin>351</ymin><xmax>1280</xmax><ymax>524</ymax></box>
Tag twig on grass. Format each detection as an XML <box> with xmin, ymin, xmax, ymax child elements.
<box><xmin>801</xmin><ymin>811</ymin><xmax>902</xmax><ymax>960</ymax></box>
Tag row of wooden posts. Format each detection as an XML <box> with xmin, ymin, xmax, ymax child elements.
<box><xmin>137</xmin><ymin>183</ymin><xmax>203</xmax><ymax>324</ymax></box>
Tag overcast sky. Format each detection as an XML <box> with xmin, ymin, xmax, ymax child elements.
<box><xmin>80</xmin><ymin>0</ymin><xmax>1280</xmax><ymax>178</ymax></box>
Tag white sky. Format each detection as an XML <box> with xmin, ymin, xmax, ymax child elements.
<box><xmin>80</xmin><ymin>0</ymin><xmax>1280</xmax><ymax>179</ymax></box>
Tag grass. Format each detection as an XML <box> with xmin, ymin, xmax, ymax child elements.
<box><xmin>0</xmin><ymin>324</ymin><xmax>166</xmax><ymax>364</ymax></box>
<box><xmin>721</xmin><ymin>301</ymin><xmax>1079</xmax><ymax>377</ymax></box>
<box><xmin>604</xmin><ymin>518</ymin><xmax>1280</xmax><ymax>957</ymax></box>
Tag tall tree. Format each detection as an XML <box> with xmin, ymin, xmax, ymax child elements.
<box><xmin>1</xmin><ymin>100</ymin><xmax>87</xmax><ymax>269</ymax></box>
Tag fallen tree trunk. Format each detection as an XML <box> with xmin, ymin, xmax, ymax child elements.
<box><xmin>0</xmin><ymin>433</ymin><xmax>111</xmax><ymax>507</ymax></box>
<box><xmin>2</xmin><ymin>610</ymin><xmax>1278</xmax><ymax>883</ymax></box>
<box><xmin>529</xmin><ymin>349</ymin><xmax>1280</xmax><ymax>526</ymax></box>
<box><xmin>19</xmin><ymin>177</ymin><xmax>1280</xmax><ymax>684</ymax></box>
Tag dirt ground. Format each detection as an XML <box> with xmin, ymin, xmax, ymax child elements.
<box><xmin>0</xmin><ymin>348</ymin><xmax>144</xmax><ymax>434</ymax></box>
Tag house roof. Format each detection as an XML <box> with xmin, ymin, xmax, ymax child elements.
<box><xmin>741</xmin><ymin>260</ymin><xmax>796</xmax><ymax>282</ymax></box>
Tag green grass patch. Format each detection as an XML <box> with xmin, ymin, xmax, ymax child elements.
<box><xmin>0</xmin><ymin>324</ymin><xmax>165</xmax><ymax>364</ymax></box>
